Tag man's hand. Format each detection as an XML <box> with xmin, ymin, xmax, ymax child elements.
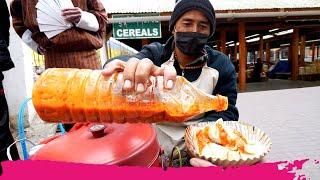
<box><xmin>190</xmin><ymin>158</ymin><xmax>216</xmax><ymax>167</ymax></box>
<box><xmin>102</xmin><ymin>58</ymin><xmax>177</xmax><ymax>93</ymax></box>
<box><xmin>61</xmin><ymin>7</ymin><xmax>82</xmax><ymax>24</ymax></box>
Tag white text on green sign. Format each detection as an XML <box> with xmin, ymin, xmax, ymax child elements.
<box><xmin>113</xmin><ymin>14</ymin><xmax>162</xmax><ymax>39</ymax></box>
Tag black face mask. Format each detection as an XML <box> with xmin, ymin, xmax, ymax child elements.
<box><xmin>175</xmin><ymin>32</ymin><xmax>209</xmax><ymax>56</ymax></box>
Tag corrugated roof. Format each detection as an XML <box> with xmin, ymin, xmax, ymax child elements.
<box><xmin>102</xmin><ymin>0</ymin><xmax>320</xmax><ymax>14</ymax></box>
<box><xmin>212</xmin><ymin>0</ymin><xmax>320</xmax><ymax>10</ymax></box>
<box><xmin>102</xmin><ymin>0</ymin><xmax>175</xmax><ymax>13</ymax></box>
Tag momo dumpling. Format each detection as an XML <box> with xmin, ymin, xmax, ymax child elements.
<box><xmin>201</xmin><ymin>143</ymin><xmax>229</xmax><ymax>160</ymax></box>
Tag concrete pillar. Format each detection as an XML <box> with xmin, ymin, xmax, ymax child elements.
<box><xmin>238</xmin><ymin>22</ymin><xmax>247</xmax><ymax>92</ymax></box>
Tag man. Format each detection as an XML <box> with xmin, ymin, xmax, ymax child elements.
<box><xmin>253</xmin><ymin>58</ymin><xmax>263</xmax><ymax>82</ymax></box>
<box><xmin>0</xmin><ymin>0</ymin><xmax>20</xmax><ymax>162</ymax></box>
<box><xmin>10</xmin><ymin>0</ymin><xmax>107</xmax><ymax>131</ymax></box>
<box><xmin>103</xmin><ymin>0</ymin><xmax>239</xmax><ymax>166</ymax></box>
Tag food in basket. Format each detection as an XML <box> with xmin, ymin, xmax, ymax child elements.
<box><xmin>196</xmin><ymin>119</ymin><xmax>266</xmax><ymax>159</ymax></box>
<box><xmin>185</xmin><ymin>119</ymin><xmax>271</xmax><ymax>167</ymax></box>
<box><xmin>32</xmin><ymin>68</ymin><xmax>228</xmax><ymax>123</ymax></box>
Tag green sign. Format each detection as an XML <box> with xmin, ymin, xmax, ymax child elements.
<box><xmin>112</xmin><ymin>14</ymin><xmax>161</xmax><ymax>39</ymax></box>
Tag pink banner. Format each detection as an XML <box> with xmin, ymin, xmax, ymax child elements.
<box><xmin>1</xmin><ymin>159</ymin><xmax>318</xmax><ymax>180</ymax></box>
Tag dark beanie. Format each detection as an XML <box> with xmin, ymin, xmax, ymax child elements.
<box><xmin>169</xmin><ymin>0</ymin><xmax>216</xmax><ymax>38</ymax></box>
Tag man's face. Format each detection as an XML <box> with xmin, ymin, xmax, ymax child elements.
<box><xmin>173</xmin><ymin>10</ymin><xmax>210</xmax><ymax>36</ymax></box>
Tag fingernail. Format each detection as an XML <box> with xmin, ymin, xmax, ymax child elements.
<box><xmin>166</xmin><ymin>80</ymin><xmax>174</xmax><ymax>89</ymax></box>
<box><xmin>136</xmin><ymin>83</ymin><xmax>145</xmax><ymax>93</ymax></box>
<box><xmin>123</xmin><ymin>80</ymin><xmax>132</xmax><ymax>89</ymax></box>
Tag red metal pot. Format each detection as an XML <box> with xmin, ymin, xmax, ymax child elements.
<box><xmin>30</xmin><ymin>123</ymin><xmax>161</xmax><ymax>167</ymax></box>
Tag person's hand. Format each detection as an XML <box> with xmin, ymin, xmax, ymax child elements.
<box><xmin>102</xmin><ymin>58</ymin><xmax>177</xmax><ymax>93</ymax></box>
<box><xmin>190</xmin><ymin>158</ymin><xmax>216</xmax><ymax>167</ymax></box>
<box><xmin>61</xmin><ymin>7</ymin><xmax>82</xmax><ymax>24</ymax></box>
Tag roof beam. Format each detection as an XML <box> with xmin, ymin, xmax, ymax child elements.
<box><xmin>107</xmin><ymin>11</ymin><xmax>320</xmax><ymax>24</ymax></box>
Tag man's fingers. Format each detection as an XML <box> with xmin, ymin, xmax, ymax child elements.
<box><xmin>155</xmin><ymin>76</ymin><xmax>164</xmax><ymax>91</ymax></box>
<box><xmin>61</xmin><ymin>9</ymin><xmax>81</xmax><ymax>17</ymax></box>
<box><xmin>62</xmin><ymin>11</ymin><xmax>81</xmax><ymax>17</ymax></box>
<box><xmin>163</xmin><ymin>65</ymin><xmax>176</xmax><ymax>89</ymax></box>
<box><xmin>61</xmin><ymin>8</ymin><xmax>81</xmax><ymax>14</ymax></box>
<box><xmin>122</xmin><ymin>58</ymin><xmax>139</xmax><ymax>91</ymax></box>
<box><xmin>64</xmin><ymin>15</ymin><xmax>81</xmax><ymax>22</ymax></box>
<box><xmin>152</xmin><ymin>65</ymin><xmax>176</xmax><ymax>90</ymax></box>
<box><xmin>103</xmin><ymin>58</ymin><xmax>177</xmax><ymax>93</ymax></box>
<box><xmin>61</xmin><ymin>8</ymin><xmax>81</xmax><ymax>23</ymax></box>
<box><xmin>61</xmin><ymin>7</ymin><xmax>80</xmax><ymax>11</ymax></box>
<box><xmin>190</xmin><ymin>158</ymin><xmax>216</xmax><ymax>167</ymax></box>
<box><xmin>102</xmin><ymin>60</ymin><xmax>126</xmax><ymax>76</ymax></box>
<box><xmin>134</xmin><ymin>58</ymin><xmax>154</xmax><ymax>93</ymax></box>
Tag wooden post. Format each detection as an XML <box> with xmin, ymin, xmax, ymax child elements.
<box><xmin>299</xmin><ymin>35</ymin><xmax>306</xmax><ymax>66</ymax></box>
<box><xmin>317</xmin><ymin>45</ymin><xmax>319</xmax><ymax>60</ymax></box>
<box><xmin>291</xmin><ymin>28</ymin><xmax>299</xmax><ymax>80</ymax></box>
<box><xmin>234</xmin><ymin>43</ymin><xmax>238</xmax><ymax>62</ymax></box>
<box><xmin>311</xmin><ymin>42</ymin><xmax>316</xmax><ymax>62</ymax></box>
<box><xmin>288</xmin><ymin>45</ymin><xmax>292</xmax><ymax>64</ymax></box>
<box><xmin>266</xmin><ymin>42</ymin><xmax>270</xmax><ymax>66</ymax></box>
<box><xmin>238</xmin><ymin>22</ymin><xmax>247</xmax><ymax>92</ymax></box>
<box><xmin>259</xmin><ymin>35</ymin><xmax>264</xmax><ymax>60</ymax></box>
<box><xmin>317</xmin><ymin>45</ymin><xmax>319</xmax><ymax>59</ymax></box>
<box><xmin>220</xmin><ymin>29</ymin><xmax>227</xmax><ymax>54</ymax></box>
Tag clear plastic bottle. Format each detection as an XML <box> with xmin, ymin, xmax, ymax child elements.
<box><xmin>32</xmin><ymin>68</ymin><xmax>228</xmax><ymax>123</ymax></box>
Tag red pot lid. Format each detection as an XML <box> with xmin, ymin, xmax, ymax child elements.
<box><xmin>31</xmin><ymin>123</ymin><xmax>160</xmax><ymax>166</ymax></box>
